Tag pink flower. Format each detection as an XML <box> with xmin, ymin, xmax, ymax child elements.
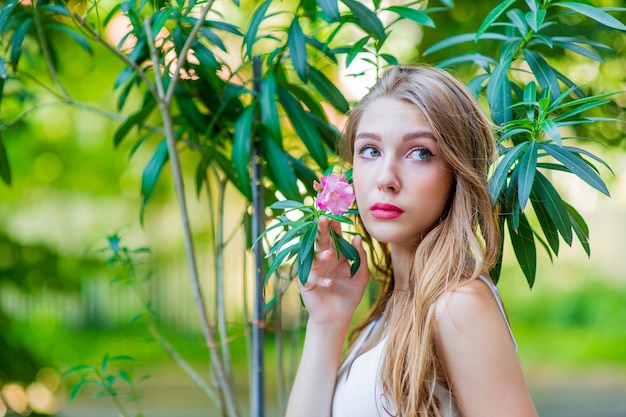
<box><xmin>314</xmin><ymin>173</ymin><xmax>355</xmax><ymax>216</ymax></box>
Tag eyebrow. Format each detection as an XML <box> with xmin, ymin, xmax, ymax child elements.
<box><xmin>355</xmin><ymin>131</ymin><xmax>437</xmax><ymax>141</ymax></box>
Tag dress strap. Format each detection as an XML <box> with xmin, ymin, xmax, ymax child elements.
<box><xmin>477</xmin><ymin>275</ymin><xmax>518</xmax><ymax>352</ymax></box>
<box><xmin>339</xmin><ymin>316</ymin><xmax>382</xmax><ymax>377</ymax></box>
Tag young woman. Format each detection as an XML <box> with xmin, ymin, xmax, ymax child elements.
<box><xmin>285</xmin><ymin>65</ymin><xmax>538</xmax><ymax>417</ymax></box>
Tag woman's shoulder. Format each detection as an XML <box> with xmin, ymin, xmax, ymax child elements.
<box><xmin>434</xmin><ymin>276</ymin><xmax>515</xmax><ymax>350</ymax></box>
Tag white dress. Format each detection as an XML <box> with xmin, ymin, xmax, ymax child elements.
<box><xmin>331</xmin><ymin>275</ymin><xmax>517</xmax><ymax>417</ymax></box>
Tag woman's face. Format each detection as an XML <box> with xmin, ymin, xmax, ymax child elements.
<box><xmin>352</xmin><ymin>97</ymin><xmax>455</xmax><ymax>251</ymax></box>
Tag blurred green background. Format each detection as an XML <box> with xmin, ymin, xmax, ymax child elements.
<box><xmin>1</xmin><ymin>0</ymin><xmax>625</xmax><ymax>416</ymax></box>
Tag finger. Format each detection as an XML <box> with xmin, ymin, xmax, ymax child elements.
<box><xmin>315</xmin><ymin>216</ymin><xmax>332</xmax><ymax>252</ymax></box>
<box><xmin>300</xmin><ymin>274</ymin><xmax>333</xmax><ymax>293</ymax></box>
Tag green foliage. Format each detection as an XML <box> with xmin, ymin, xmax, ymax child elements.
<box><xmin>0</xmin><ymin>0</ymin><xmax>624</xmax><ymax>414</ymax></box>
<box><xmin>425</xmin><ymin>0</ymin><xmax>625</xmax><ymax>286</ymax></box>
<box><xmin>64</xmin><ymin>354</ymin><xmax>148</xmax><ymax>417</ymax></box>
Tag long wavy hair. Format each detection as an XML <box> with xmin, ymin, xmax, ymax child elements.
<box><xmin>340</xmin><ymin>65</ymin><xmax>501</xmax><ymax>416</ymax></box>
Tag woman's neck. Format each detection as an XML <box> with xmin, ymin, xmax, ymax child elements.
<box><xmin>389</xmin><ymin>245</ymin><xmax>415</xmax><ymax>291</ymax></box>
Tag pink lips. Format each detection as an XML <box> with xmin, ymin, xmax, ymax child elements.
<box><xmin>370</xmin><ymin>203</ymin><xmax>404</xmax><ymax>219</ymax></box>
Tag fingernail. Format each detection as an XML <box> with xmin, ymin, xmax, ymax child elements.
<box><xmin>322</xmin><ymin>278</ymin><xmax>332</xmax><ymax>286</ymax></box>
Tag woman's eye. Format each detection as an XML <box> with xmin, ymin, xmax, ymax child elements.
<box><xmin>358</xmin><ymin>146</ymin><xmax>381</xmax><ymax>158</ymax></box>
<box><xmin>408</xmin><ymin>148</ymin><xmax>433</xmax><ymax>161</ymax></box>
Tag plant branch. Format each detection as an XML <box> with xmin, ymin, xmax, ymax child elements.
<box><xmin>33</xmin><ymin>7</ymin><xmax>71</xmax><ymax>99</ymax></box>
<box><xmin>71</xmin><ymin>12</ymin><xmax>159</xmax><ymax>101</ymax></box>
<box><xmin>144</xmin><ymin>18</ymin><xmax>240</xmax><ymax>417</ymax></box>
<box><xmin>163</xmin><ymin>0</ymin><xmax>216</xmax><ymax>105</ymax></box>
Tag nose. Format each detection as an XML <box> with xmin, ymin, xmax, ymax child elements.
<box><xmin>376</xmin><ymin>155</ymin><xmax>400</xmax><ymax>192</ymax></box>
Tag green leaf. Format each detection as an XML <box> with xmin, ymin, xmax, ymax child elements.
<box><xmin>555</xmin><ymin>2</ymin><xmax>626</xmax><ymax>31</ymax></box>
<box><xmin>0</xmin><ymin>133</ymin><xmax>11</xmax><ymax>186</ymax></box>
<box><xmin>10</xmin><ymin>16</ymin><xmax>32</xmax><ymax>67</ymax></box>
<box><xmin>308</xmin><ymin>66</ymin><xmax>349</xmax><ymax>114</ymax></box>
<box><xmin>260</xmin><ymin>72</ymin><xmax>281</xmax><ymax>142</ymax></box>
<box><xmin>541</xmin><ymin>143</ymin><xmax>610</xmax><ymax>196</ymax></box>
<box><xmin>523</xmin><ymin>49</ymin><xmax>560</xmax><ymax>99</ymax></box>
<box><xmin>317</xmin><ymin>0</ymin><xmax>341</xmax><ymax>22</ymax></box>
<box><xmin>261</xmin><ymin>133</ymin><xmax>300</xmax><ymax>200</ymax></box>
<box><xmin>540</xmin><ymin>119</ymin><xmax>561</xmax><ymax>146</ymax></box>
<box><xmin>47</xmin><ymin>24</ymin><xmax>93</xmax><ymax>54</ymax></box>
<box><xmin>489</xmin><ymin>142</ymin><xmax>527</xmax><ymax>205</ymax></box>
<box><xmin>525</xmin><ymin>8</ymin><xmax>546</xmax><ymax>32</ymax></box>
<box><xmin>385</xmin><ymin>6</ymin><xmax>435</xmax><ymax>27</ymax></box>
<box><xmin>564</xmin><ymin>202</ymin><xmax>590</xmax><ymax>256</ymax></box>
<box><xmin>266</xmin><ymin>243</ymin><xmax>299</xmax><ymax>279</ymax></box>
<box><xmin>530</xmin><ymin>192</ymin><xmax>559</xmax><ymax>255</ymax></box>
<box><xmin>243</xmin><ymin>0</ymin><xmax>272</xmax><ymax>58</ymax></box>
<box><xmin>515</xmin><ymin>139</ymin><xmax>537</xmax><ymax>210</ymax></box>
<box><xmin>232</xmin><ymin>103</ymin><xmax>256</xmax><ymax>200</ymax></box>
<box><xmin>114</xmin><ymin>94</ymin><xmax>156</xmax><ymax>147</ymax></box>
<box><xmin>532</xmin><ymin>171</ymin><xmax>572</xmax><ymax>245</ymax></box>
<box><xmin>140</xmin><ymin>139</ymin><xmax>169</xmax><ymax>223</ymax></box>
<box><xmin>552</xmin><ymin>40</ymin><xmax>604</xmax><ymax>63</ymax></box>
<box><xmin>278</xmin><ymin>88</ymin><xmax>328</xmax><ymax>170</ymax></box>
<box><xmin>342</xmin><ymin>0</ymin><xmax>386</xmax><ymax>41</ymax></box>
<box><xmin>285</xmin><ymin>83</ymin><xmax>327</xmax><ymax>120</ymax></box>
<box><xmin>298</xmin><ymin>220</ymin><xmax>318</xmax><ymax>284</ymax></box>
<box><xmin>270</xmin><ymin>200</ymin><xmax>306</xmax><ymax>210</ymax></box>
<box><xmin>288</xmin><ymin>17</ymin><xmax>307</xmax><ymax>82</ymax></box>
<box><xmin>424</xmin><ymin>32</ymin><xmax>510</xmax><ymax>55</ymax></box>
<box><xmin>506</xmin><ymin>9</ymin><xmax>528</xmax><ymax>37</ymax></box>
<box><xmin>268</xmin><ymin>221</ymin><xmax>311</xmax><ymax>255</ymax></box>
<box><xmin>476</xmin><ymin>0</ymin><xmax>515</xmax><ymax>40</ymax></box>
<box><xmin>346</xmin><ymin>36</ymin><xmax>369</xmax><ymax>67</ymax></box>
<box><xmin>176</xmin><ymin>95</ymin><xmax>206</xmax><ymax>133</ymax></box>
<box><xmin>487</xmin><ymin>59</ymin><xmax>513</xmax><ymax>126</ymax></box>
<box><xmin>507</xmin><ymin>213</ymin><xmax>536</xmax><ymax>288</ymax></box>
<box><xmin>331</xmin><ymin>228</ymin><xmax>361</xmax><ymax>276</ymax></box>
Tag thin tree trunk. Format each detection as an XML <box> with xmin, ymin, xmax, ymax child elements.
<box><xmin>250</xmin><ymin>56</ymin><xmax>266</xmax><ymax>417</ymax></box>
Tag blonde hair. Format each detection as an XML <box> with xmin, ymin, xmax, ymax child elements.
<box><xmin>341</xmin><ymin>65</ymin><xmax>501</xmax><ymax>416</ymax></box>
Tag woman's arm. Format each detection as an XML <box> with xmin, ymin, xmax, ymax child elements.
<box><xmin>285</xmin><ymin>217</ymin><xmax>370</xmax><ymax>417</ymax></box>
<box><xmin>435</xmin><ymin>278</ymin><xmax>538</xmax><ymax>417</ymax></box>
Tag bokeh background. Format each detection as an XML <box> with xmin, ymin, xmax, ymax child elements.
<box><xmin>1</xmin><ymin>0</ymin><xmax>625</xmax><ymax>416</ymax></box>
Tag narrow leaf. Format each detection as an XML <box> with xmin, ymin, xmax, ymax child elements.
<box><xmin>140</xmin><ymin>139</ymin><xmax>169</xmax><ymax>222</ymax></box>
<box><xmin>489</xmin><ymin>142</ymin><xmax>527</xmax><ymax>205</ymax></box>
<box><xmin>385</xmin><ymin>6</ymin><xmax>435</xmax><ymax>27</ymax></box>
<box><xmin>261</xmin><ymin>133</ymin><xmax>300</xmax><ymax>200</ymax></box>
<box><xmin>533</xmin><ymin>171</ymin><xmax>572</xmax><ymax>245</ymax></box>
<box><xmin>243</xmin><ymin>0</ymin><xmax>272</xmax><ymax>57</ymax></box>
<box><xmin>564</xmin><ymin>202</ymin><xmax>590</xmax><ymax>256</ymax></box>
<box><xmin>288</xmin><ymin>17</ymin><xmax>307</xmax><ymax>82</ymax></box>
<box><xmin>487</xmin><ymin>59</ymin><xmax>513</xmax><ymax>126</ymax></box>
<box><xmin>317</xmin><ymin>0</ymin><xmax>341</xmax><ymax>22</ymax></box>
<box><xmin>10</xmin><ymin>17</ymin><xmax>32</xmax><ymax>67</ymax></box>
<box><xmin>232</xmin><ymin>103</ymin><xmax>256</xmax><ymax>199</ymax></box>
<box><xmin>298</xmin><ymin>220</ymin><xmax>318</xmax><ymax>284</ymax></box>
<box><xmin>523</xmin><ymin>49</ymin><xmax>560</xmax><ymax>99</ymax></box>
<box><xmin>260</xmin><ymin>72</ymin><xmax>281</xmax><ymax>142</ymax></box>
<box><xmin>515</xmin><ymin>139</ymin><xmax>537</xmax><ymax>210</ymax></box>
<box><xmin>530</xmin><ymin>192</ymin><xmax>560</xmax><ymax>255</ymax></box>
<box><xmin>308</xmin><ymin>66</ymin><xmax>349</xmax><ymax>114</ymax></box>
<box><xmin>476</xmin><ymin>0</ymin><xmax>515</xmax><ymax>40</ymax></box>
<box><xmin>541</xmin><ymin>143</ymin><xmax>610</xmax><ymax>196</ymax></box>
<box><xmin>47</xmin><ymin>24</ymin><xmax>93</xmax><ymax>54</ymax></box>
<box><xmin>278</xmin><ymin>88</ymin><xmax>328</xmax><ymax>170</ymax></box>
<box><xmin>342</xmin><ymin>0</ymin><xmax>386</xmax><ymax>41</ymax></box>
<box><xmin>555</xmin><ymin>3</ymin><xmax>626</xmax><ymax>31</ymax></box>
<box><xmin>0</xmin><ymin>134</ymin><xmax>11</xmax><ymax>186</ymax></box>
<box><xmin>541</xmin><ymin>119</ymin><xmax>562</xmax><ymax>146</ymax></box>
<box><xmin>507</xmin><ymin>213</ymin><xmax>536</xmax><ymax>288</ymax></box>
